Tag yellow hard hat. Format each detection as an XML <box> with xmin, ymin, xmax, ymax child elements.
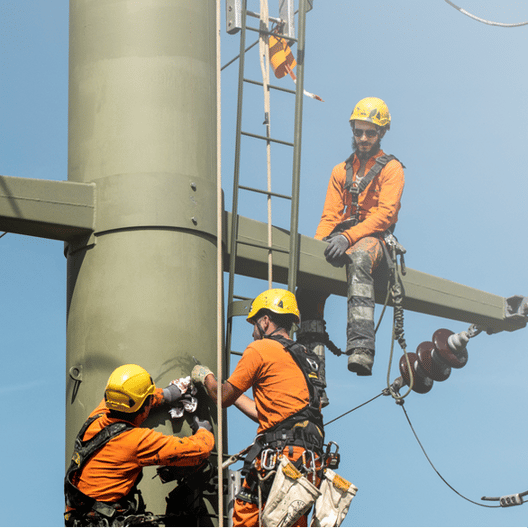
<box><xmin>104</xmin><ymin>364</ymin><xmax>156</xmax><ymax>413</ymax></box>
<box><xmin>349</xmin><ymin>97</ymin><xmax>391</xmax><ymax>129</ymax></box>
<box><xmin>247</xmin><ymin>288</ymin><xmax>300</xmax><ymax>325</ymax></box>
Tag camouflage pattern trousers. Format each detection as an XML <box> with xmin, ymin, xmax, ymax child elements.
<box><xmin>345</xmin><ymin>236</ymin><xmax>384</xmax><ymax>353</ymax></box>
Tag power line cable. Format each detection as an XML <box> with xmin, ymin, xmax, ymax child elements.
<box><xmin>324</xmin><ymin>392</ymin><xmax>383</xmax><ymax>427</ymax></box>
<box><xmin>400</xmin><ymin>402</ymin><xmax>500</xmax><ymax>508</ymax></box>
<box><xmin>444</xmin><ymin>0</ymin><xmax>528</xmax><ymax>27</ymax></box>
<box><xmin>0</xmin><ymin>232</ymin><xmax>7</xmax><ymax>239</ymax></box>
<box><xmin>323</xmin><ymin>387</ymin><xmax>501</xmax><ymax>508</ymax></box>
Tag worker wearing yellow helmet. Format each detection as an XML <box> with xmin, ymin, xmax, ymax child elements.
<box><xmin>191</xmin><ymin>288</ymin><xmax>327</xmax><ymax>526</ymax></box>
<box><xmin>64</xmin><ymin>364</ymin><xmax>214</xmax><ymax>526</ymax></box>
<box><xmin>297</xmin><ymin>97</ymin><xmax>405</xmax><ymax>378</ymax></box>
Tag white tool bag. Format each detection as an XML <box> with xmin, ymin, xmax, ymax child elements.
<box><xmin>310</xmin><ymin>468</ymin><xmax>358</xmax><ymax>527</ymax></box>
<box><xmin>261</xmin><ymin>455</ymin><xmax>321</xmax><ymax>527</ymax></box>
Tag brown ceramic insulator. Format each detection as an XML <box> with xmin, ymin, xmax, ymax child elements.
<box><xmin>399</xmin><ymin>352</ymin><xmax>434</xmax><ymax>394</ymax></box>
<box><xmin>416</xmin><ymin>340</ymin><xmax>451</xmax><ymax>381</ymax></box>
<box><xmin>433</xmin><ymin>328</ymin><xmax>468</xmax><ymax>369</ymax></box>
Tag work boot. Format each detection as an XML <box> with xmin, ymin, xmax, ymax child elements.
<box><xmin>347</xmin><ymin>348</ymin><xmax>374</xmax><ymax>376</ymax></box>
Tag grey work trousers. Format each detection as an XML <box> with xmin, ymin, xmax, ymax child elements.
<box><xmin>345</xmin><ymin>236</ymin><xmax>384</xmax><ymax>354</ymax></box>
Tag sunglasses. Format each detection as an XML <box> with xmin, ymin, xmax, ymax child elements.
<box><xmin>353</xmin><ymin>128</ymin><xmax>378</xmax><ymax>138</ymax></box>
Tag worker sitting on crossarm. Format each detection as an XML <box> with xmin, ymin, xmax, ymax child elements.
<box><xmin>297</xmin><ymin>97</ymin><xmax>405</xmax><ymax>378</ymax></box>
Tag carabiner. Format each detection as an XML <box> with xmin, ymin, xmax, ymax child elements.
<box><xmin>302</xmin><ymin>450</ymin><xmax>317</xmax><ymax>480</ymax></box>
<box><xmin>261</xmin><ymin>448</ymin><xmax>278</xmax><ymax>471</ymax></box>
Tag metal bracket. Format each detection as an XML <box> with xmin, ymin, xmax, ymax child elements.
<box><xmin>482</xmin><ymin>490</ymin><xmax>528</xmax><ymax>507</ymax></box>
<box><xmin>504</xmin><ymin>295</ymin><xmax>528</xmax><ymax>330</ymax></box>
<box><xmin>226</xmin><ymin>0</ymin><xmax>297</xmax><ymax>37</ymax></box>
<box><xmin>226</xmin><ymin>0</ymin><xmax>243</xmax><ymax>34</ymax></box>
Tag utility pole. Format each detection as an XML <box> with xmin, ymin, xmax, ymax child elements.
<box><xmin>65</xmin><ymin>0</ymin><xmax>221</xmax><ymax>517</ymax></box>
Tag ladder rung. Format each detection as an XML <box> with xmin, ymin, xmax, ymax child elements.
<box><xmin>246</xmin><ymin>10</ymin><xmax>282</xmax><ymax>25</ymax></box>
<box><xmin>236</xmin><ymin>239</ymin><xmax>289</xmax><ymax>254</ymax></box>
<box><xmin>228</xmin><ymin>299</ymin><xmax>252</xmax><ymax>318</ymax></box>
<box><xmin>244</xmin><ymin>78</ymin><xmax>296</xmax><ymax>95</ymax></box>
<box><xmin>239</xmin><ymin>185</ymin><xmax>291</xmax><ymax>200</ymax></box>
<box><xmin>241</xmin><ymin>130</ymin><xmax>294</xmax><ymax>147</ymax></box>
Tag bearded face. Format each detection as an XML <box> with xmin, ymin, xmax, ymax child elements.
<box><xmin>352</xmin><ymin>136</ymin><xmax>382</xmax><ymax>160</ymax></box>
<box><xmin>351</xmin><ymin>122</ymin><xmax>383</xmax><ymax>160</ymax></box>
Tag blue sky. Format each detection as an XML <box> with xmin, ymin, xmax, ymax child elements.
<box><xmin>1</xmin><ymin>1</ymin><xmax>528</xmax><ymax>526</ymax></box>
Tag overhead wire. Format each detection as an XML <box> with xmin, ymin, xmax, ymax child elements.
<box><xmin>324</xmin><ymin>387</ymin><xmax>501</xmax><ymax>508</ymax></box>
<box><xmin>444</xmin><ymin>0</ymin><xmax>528</xmax><ymax>27</ymax></box>
<box><xmin>324</xmin><ymin>392</ymin><xmax>383</xmax><ymax>427</ymax></box>
<box><xmin>400</xmin><ymin>402</ymin><xmax>500</xmax><ymax>508</ymax></box>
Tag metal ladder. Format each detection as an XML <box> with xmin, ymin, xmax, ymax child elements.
<box><xmin>224</xmin><ymin>0</ymin><xmax>311</xmax><ymax>358</ymax></box>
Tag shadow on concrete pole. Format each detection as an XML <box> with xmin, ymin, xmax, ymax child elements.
<box><xmin>66</xmin><ymin>0</ymin><xmax>223</xmax><ymax>519</ymax></box>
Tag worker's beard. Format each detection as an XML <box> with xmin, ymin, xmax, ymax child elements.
<box><xmin>353</xmin><ymin>138</ymin><xmax>381</xmax><ymax>160</ymax></box>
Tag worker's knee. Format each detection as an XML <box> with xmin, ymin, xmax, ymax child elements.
<box><xmin>348</xmin><ymin>249</ymin><xmax>375</xmax><ymax>273</ymax></box>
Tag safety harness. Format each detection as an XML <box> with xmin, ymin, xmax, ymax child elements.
<box><xmin>324</xmin><ymin>152</ymin><xmax>406</xmax><ymax>270</ymax></box>
<box><xmin>324</xmin><ymin>152</ymin><xmax>401</xmax><ymax>238</ymax></box>
<box><xmin>64</xmin><ymin>414</ymin><xmax>140</xmax><ymax>526</ymax></box>
<box><xmin>237</xmin><ymin>335</ymin><xmax>325</xmax><ymax>505</ymax></box>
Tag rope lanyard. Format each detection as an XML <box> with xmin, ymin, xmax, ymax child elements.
<box><xmin>259</xmin><ymin>0</ymin><xmax>273</xmax><ymax>288</ymax></box>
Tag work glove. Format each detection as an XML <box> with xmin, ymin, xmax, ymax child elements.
<box><xmin>163</xmin><ymin>376</ymin><xmax>193</xmax><ymax>404</ymax></box>
<box><xmin>163</xmin><ymin>384</ymin><xmax>182</xmax><ymax>404</ymax></box>
<box><xmin>191</xmin><ymin>364</ymin><xmax>214</xmax><ymax>385</ymax></box>
<box><xmin>324</xmin><ymin>234</ymin><xmax>349</xmax><ymax>266</ymax></box>
<box><xmin>190</xmin><ymin>415</ymin><xmax>213</xmax><ymax>434</ymax></box>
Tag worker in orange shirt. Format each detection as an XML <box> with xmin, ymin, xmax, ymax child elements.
<box><xmin>191</xmin><ymin>289</ymin><xmax>325</xmax><ymax>527</ymax></box>
<box><xmin>64</xmin><ymin>364</ymin><xmax>214</xmax><ymax>526</ymax></box>
<box><xmin>297</xmin><ymin>97</ymin><xmax>405</xmax><ymax>379</ymax></box>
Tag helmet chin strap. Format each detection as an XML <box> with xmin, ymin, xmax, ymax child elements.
<box><xmin>263</xmin><ymin>328</ymin><xmax>281</xmax><ymax>338</ymax></box>
<box><xmin>255</xmin><ymin>322</ymin><xmax>266</xmax><ymax>339</ymax></box>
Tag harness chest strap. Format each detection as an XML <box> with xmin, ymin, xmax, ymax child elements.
<box><xmin>343</xmin><ymin>153</ymin><xmax>402</xmax><ymax>227</ymax></box>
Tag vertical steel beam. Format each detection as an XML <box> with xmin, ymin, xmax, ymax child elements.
<box><xmin>287</xmin><ymin>0</ymin><xmax>307</xmax><ymax>293</ymax></box>
<box><xmin>66</xmin><ymin>0</ymin><xmax>222</xmax><ymax>519</ymax></box>
<box><xmin>226</xmin><ymin>0</ymin><xmax>248</xmax><ymax>358</ymax></box>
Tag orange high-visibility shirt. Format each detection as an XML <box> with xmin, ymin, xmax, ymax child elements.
<box><xmin>71</xmin><ymin>388</ymin><xmax>214</xmax><ymax>503</ymax></box>
<box><xmin>227</xmin><ymin>338</ymin><xmax>309</xmax><ymax>433</ymax></box>
<box><xmin>315</xmin><ymin>150</ymin><xmax>405</xmax><ymax>246</ymax></box>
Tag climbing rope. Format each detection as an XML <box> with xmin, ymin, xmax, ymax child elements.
<box><xmin>385</xmin><ymin>250</ymin><xmax>415</xmax><ymax>401</ymax></box>
<box><xmin>258</xmin><ymin>0</ymin><xmax>274</xmax><ymax>288</ymax></box>
<box><xmin>444</xmin><ymin>0</ymin><xmax>528</xmax><ymax>27</ymax></box>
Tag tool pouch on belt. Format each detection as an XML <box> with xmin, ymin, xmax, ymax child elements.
<box><xmin>310</xmin><ymin>468</ymin><xmax>358</xmax><ymax>527</ymax></box>
<box><xmin>261</xmin><ymin>455</ymin><xmax>321</xmax><ymax>527</ymax></box>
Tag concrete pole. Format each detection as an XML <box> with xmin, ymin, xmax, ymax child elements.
<box><xmin>66</xmin><ymin>0</ymin><xmax>222</xmax><ymax>518</ymax></box>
